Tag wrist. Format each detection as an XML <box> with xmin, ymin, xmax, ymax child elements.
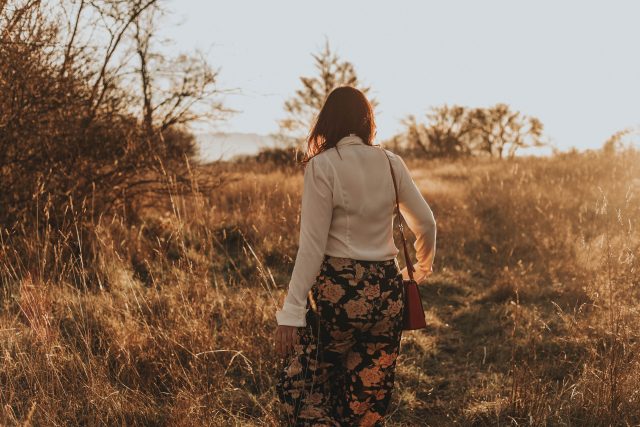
<box><xmin>401</xmin><ymin>263</ymin><xmax>432</xmax><ymax>282</ymax></box>
<box><xmin>275</xmin><ymin>301</ymin><xmax>308</xmax><ymax>327</ymax></box>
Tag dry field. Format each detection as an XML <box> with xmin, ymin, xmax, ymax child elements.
<box><xmin>1</xmin><ymin>148</ymin><xmax>639</xmax><ymax>426</ymax></box>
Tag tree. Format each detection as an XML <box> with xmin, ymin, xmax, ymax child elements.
<box><xmin>277</xmin><ymin>39</ymin><xmax>378</xmax><ymax>147</ymax></box>
<box><xmin>468</xmin><ymin>103</ymin><xmax>545</xmax><ymax>158</ymax></box>
<box><xmin>132</xmin><ymin>5</ymin><xmax>233</xmax><ymax>144</ymax></box>
<box><xmin>402</xmin><ymin>105</ymin><xmax>476</xmax><ymax>158</ymax></box>
<box><xmin>399</xmin><ymin>103</ymin><xmax>546</xmax><ymax>159</ymax></box>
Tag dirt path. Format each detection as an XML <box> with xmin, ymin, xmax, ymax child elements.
<box><xmin>389</xmin><ymin>272</ymin><xmax>508</xmax><ymax>425</ymax></box>
<box><xmin>388</xmin><ymin>167</ymin><xmax>514</xmax><ymax>426</ymax></box>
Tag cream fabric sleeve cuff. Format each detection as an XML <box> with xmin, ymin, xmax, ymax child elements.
<box><xmin>275</xmin><ymin>301</ymin><xmax>309</xmax><ymax>327</ymax></box>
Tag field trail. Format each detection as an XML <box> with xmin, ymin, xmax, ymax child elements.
<box><xmin>398</xmin><ymin>271</ymin><xmax>505</xmax><ymax>424</ymax></box>
<box><xmin>391</xmin><ymin>161</ymin><xmax>514</xmax><ymax>425</ymax></box>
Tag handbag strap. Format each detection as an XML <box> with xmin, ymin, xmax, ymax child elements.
<box><xmin>379</xmin><ymin>147</ymin><xmax>416</xmax><ymax>281</ymax></box>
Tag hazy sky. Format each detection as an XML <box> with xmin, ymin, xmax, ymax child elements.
<box><xmin>161</xmin><ymin>0</ymin><xmax>639</xmax><ymax>151</ymax></box>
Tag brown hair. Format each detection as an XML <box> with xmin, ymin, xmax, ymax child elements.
<box><xmin>301</xmin><ymin>86</ymin><xmax>376</xmax><ymax>165</ymax></box>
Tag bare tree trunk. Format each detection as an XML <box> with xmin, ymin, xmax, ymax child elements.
<box><xmin>135</xmin><ymin>16</ymin><xmax>154</xmax><ymax>138</ymax></box>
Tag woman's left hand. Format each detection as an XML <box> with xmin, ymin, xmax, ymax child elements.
<box><xmin>275</xmin><ymin>325</ymin><xmax>300</xmax><ymax>357</ymax></box>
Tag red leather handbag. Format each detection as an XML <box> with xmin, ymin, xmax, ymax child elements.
<box><xmin>381</xmin><ymin>149</ymin><xmax>428</xmax><ymax>330</ymax></box>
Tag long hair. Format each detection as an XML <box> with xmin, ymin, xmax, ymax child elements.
<box><xmin>301</xmin><ymin>86</ymin><xmax>376</xmax><ymax>165</ymax></box>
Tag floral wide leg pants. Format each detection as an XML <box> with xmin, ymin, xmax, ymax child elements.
<box><xmin>276</xmin><ymin>255</ymin><xmax>405</xmax><ymax>426</ymax></box>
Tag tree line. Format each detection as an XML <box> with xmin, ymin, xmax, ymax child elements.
<box><xmin>398</xmin><ymin>103</ymin><xmax>546</xmax><ymax>159</ymax></box>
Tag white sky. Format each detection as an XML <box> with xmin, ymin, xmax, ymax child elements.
<box><xmin>161</xmin><ymin>0</ymin><xmax>640</xmax><ymax>151</ymax></box>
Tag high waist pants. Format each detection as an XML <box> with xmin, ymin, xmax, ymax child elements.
<box><xmin>276</xmin><ymin>255</ymin><xmax>405</xmax><ymax>426</ymax></box>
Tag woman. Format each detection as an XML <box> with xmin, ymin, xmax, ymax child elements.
<box><xmin>274</xmin><ymin>86</ymin><xmax>437</xmax><ymax>426</ymax></box>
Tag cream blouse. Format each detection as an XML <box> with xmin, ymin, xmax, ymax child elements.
<box><xmin>275</xmin><ymin>134</ymin><xmax>437</xmax><ymax>327</ymax></box>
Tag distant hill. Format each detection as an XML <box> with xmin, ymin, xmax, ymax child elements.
<box><xmin>195</xmin><ymin>132</ymin><xmax>291</xmax><ymax>162</ymax></box>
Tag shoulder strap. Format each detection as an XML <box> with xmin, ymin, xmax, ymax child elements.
<box><xmin>379</xmin><ymin>147</ymin><xmax>416</xmax><ymax>280</ymax></box>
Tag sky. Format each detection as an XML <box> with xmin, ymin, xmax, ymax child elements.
<box><xmin>160</xmin><ymin>0</ymin><xmax>640</xmax><ymax>152</ymax></box>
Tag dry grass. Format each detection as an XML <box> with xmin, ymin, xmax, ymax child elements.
<box><xmin>1</xmin><ymin>148</ymin><xmax>639</xmax><ymax>426</ymax></box>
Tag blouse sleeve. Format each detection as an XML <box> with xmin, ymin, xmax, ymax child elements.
<box><xmin>275</xmin><ymin>156</ymin><xmax>334</xmax><ymax>327</ymax></box>
<box><xmin>395</xmin><ymin>154</ymin><xmax>437</xmax><ymax>283</ymax></box>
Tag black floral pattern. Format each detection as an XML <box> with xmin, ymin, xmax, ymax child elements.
<box><xmin>276</xmin><ymin>255</ymin><xmax>405</xmax><ymax>426</ymax></box>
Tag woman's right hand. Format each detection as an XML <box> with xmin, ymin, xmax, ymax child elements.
<box><xmin>275</xmin><ymin>324</ymin><xmax>300</xmax><ymax>358</ymax></box>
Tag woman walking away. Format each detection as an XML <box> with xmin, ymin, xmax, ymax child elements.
<box><xmin>274</xmin><ymin>86</ymin><xmax>437</xmax><ymax>426</ymax></box>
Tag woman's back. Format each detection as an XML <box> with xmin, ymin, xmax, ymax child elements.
<box><xmin>314</xmin><ymin>134</ymin><xmax>399</xmax><ymax>261</ymax></box>
<box><xmin>277</xmin><ymin>133</ymin><xmax>437</xmax><ymax>327</ymax></box>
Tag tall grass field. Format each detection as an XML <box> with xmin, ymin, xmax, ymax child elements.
<box><xmin>1</xmin><ymin>148</ymin><xmax>639</xmax><ymax>426</ymax></box>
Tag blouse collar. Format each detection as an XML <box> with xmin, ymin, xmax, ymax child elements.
<box><xmin>336</xmin><ymin>133</ymin><xmax>366</xmax><ymax>147</ymax></box>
